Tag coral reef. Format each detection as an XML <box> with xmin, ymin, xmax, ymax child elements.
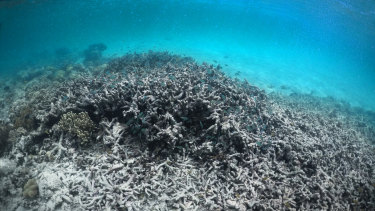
<box><xmin>0</xmin><ymin>51</ymin><xmax>374</xmax><ymax>210</ymax></box>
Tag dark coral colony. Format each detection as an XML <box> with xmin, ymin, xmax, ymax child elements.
<box><xmin>0</xmin><ymin>46</ymin><xmax>374</xmax><ymax>210</ymax></box>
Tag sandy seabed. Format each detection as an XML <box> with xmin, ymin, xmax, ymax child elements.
<box><xmin>0</xmin><ymin>52</ymin><xmax>374</xmax><ymax>210</ymax></box>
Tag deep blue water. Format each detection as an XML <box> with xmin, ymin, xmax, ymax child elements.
<box><xmin>1</xmin><ymin>0</ymin><xmax>374</xmax><ymax>110</ymax></box>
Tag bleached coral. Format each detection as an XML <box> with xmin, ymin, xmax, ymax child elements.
<box><xmin>0</xmin><ymin>52</ymin><xmax>374</xmax><ymax>210</ymax></box>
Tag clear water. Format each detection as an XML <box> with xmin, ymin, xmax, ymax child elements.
<box><xmin>1</xmin><ymin>0</ymin><xmax>374</xmax><ymax>110</ymax></box>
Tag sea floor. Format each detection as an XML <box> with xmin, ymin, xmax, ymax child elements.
<box><xmin>0</xmin><ymin>51</ymin><xmax>374</xmax><ymax>210</ymax></box>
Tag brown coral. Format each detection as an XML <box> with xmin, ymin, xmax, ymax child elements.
<box><xmin>23</xmin><ymin>178</ymin><xmax>38</xmax><ymax>199</ymax></box>
<box><xmin>57</xmin><ymin>111</ymin><xmax>95</xmax><ymax>144</ymax></box>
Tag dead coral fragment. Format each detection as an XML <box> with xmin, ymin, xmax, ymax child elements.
<box><xmin>57</xmin><ymin>111</ymin><xmax>95</xmax><ymax>144</ymax></box>
<box><xmin>23</xmin><ymin>178</ymin><xmax>39</xmax><ymax>199</ymax></box>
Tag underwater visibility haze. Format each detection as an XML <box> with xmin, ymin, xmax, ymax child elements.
<box><xmin>0</xmin><ymin>0</ymin><xmax>375</xmax><ymax>210</ymax></box>
<box><xmin>1</xmin><ymin>0</ymin><xmax>375</xmax><ymax>110</ymax></box>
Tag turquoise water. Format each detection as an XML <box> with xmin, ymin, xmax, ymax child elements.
<box><xmin>1</xmin><ymin>0</ymin><xmax>374</xmax><ymax>110</ymax></box>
